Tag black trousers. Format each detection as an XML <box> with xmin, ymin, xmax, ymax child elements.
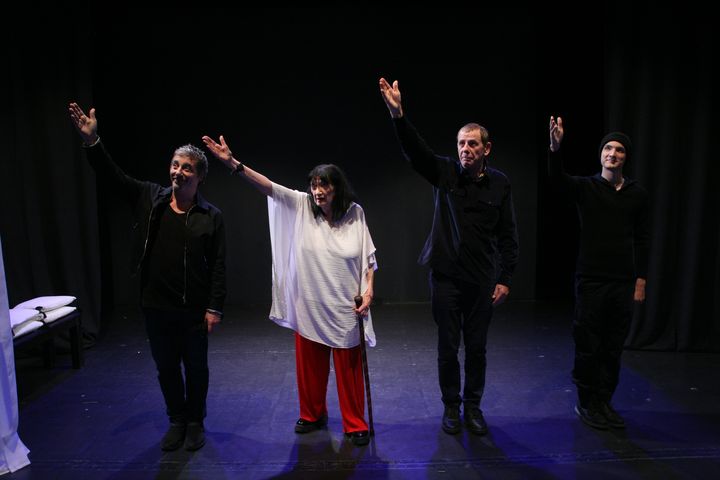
<box><xmin>144</xmin><ymin>308</ymin><xmax>209</xmax><ymax>424</ymax></box>
<box><xmin>430</xmin><ymin>271</ymin><xmax>494</xmax><ymax>409</ymax></box>
<box><xmin>573</xmin><ymin>278</ymin><xmax>634</xmax><ymax>407</ymax></box>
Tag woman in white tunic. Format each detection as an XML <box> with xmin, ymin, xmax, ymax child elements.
<box><xmin>202</xmin><ymin>135</ymin><xmax>377</xmax><ymax>446</ymax></box>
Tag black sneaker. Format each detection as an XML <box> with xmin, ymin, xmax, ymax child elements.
<box><xmin>464</xmin><ymin>407</ymin><xmax>488</xmax><ymax>436</ymax></box>
<box><xmin>294</xmin><ymin>414</ymin><xmax>328</xmax><ymax>433</ymax></box>
<box><xmin>184</xmin><ymin>422</ymin><xmax>206</xmax><ymax>451</ymax></box>
<box><xmin>575</xmin><ymin>404</ymin><xmax>608</xmax><ymax>430</ymax></box>
<box><xmin>600</xmin><ymin>403</ymin><xmax>626</xmax><ymax>429</ymax></box>
<box><xmin>442</xmin><ymin>406</ymin><xmax>461</xmax><ymax>434</ymax></box>
<box><xmin>160</xmin><ymin>423</ymin><xmax>186</xmax><ymax>451</ymax></box>
<box><xmin>346</xmin><ymin>430</ymin><xmax>370</xmax><ymax>446</ymax></box>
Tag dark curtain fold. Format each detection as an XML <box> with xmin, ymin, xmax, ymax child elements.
<box><xmin>0</xmin><ymin>13</ymin><xmax>102</xmax><ymax>343</ymax></box>
<box><xmin>606</xmin><ymin>10</ymin><xmax>719</xmax><ymax>351</ymax></box>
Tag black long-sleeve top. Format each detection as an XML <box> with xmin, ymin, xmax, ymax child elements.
<box><xmin>394</xmin><ymin>117</ymin><xmax>519</xmax><ymax>288</ymax></box>
<box><xmin>548</xmin><ymin>149</ymin><xmax>649</xmax><ymax>281</ymax></box>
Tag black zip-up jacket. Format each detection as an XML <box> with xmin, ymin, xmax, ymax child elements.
<box><xmin>393</xmin><ymin>117</ymin><xmax>519</xmax><ymax>288</ymax></box>
<box><xmin>85</xmin><ymin>140</ymin><xmax>226</xmax><ymax>313</ymax></box>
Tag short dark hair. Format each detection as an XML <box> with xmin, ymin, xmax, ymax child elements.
<box><xmin>306</xmin><ymin>164</ymin><xmax>357</xmax><ymax>223</ymax></box>
<box><xmin>174</xmin><ymin>144</ymin><xmax>209</xmax><ymax>180</ymax></box>
<box><xmin>458</xmin><ymin>123</ymin><xmax>491</xmax><ymax>145</ymax></box>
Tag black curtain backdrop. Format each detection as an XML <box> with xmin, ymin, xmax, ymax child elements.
<box><xmin>2</xmin><ymin>7</ymin><xmax>716</xmax><ymax>351</ymax></box>
<box><xmin>1</xmin><ymin>11</ymin><xmax>103</xmax><ymax>343</ymax></box>
<box><xmin>605</xmin><ymin>9</ymin><xmax>719</xmax><ymax>351</ymax></box>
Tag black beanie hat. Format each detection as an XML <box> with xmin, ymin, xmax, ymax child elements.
<box><xmin>599</xmin><ymin>132</ymin><xmax>632</xmax><ymax>161</ymax></box>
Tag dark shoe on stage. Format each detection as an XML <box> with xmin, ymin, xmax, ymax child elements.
<box><xmin>600</xmin><ymin>403</ymin><xmax>626</xmax><ymax>429</ymax></box>
<box><xmin>464</xmin><ymin>407</ymin><xmax>488</xmax><ymax>436</ymax></box>
<box><xmin>346</xmin><ymin>430</ymin><xmax>370</xmax><ymax>446</ymax></box>
<box><xmin>294</xmin><ymin>414</ymin><xmax>328</xmax><ymax>433</ymax></box>
<box><xmin>442</xmin><ymin>406</ymin><xmax>461</xmax><ymax>434</ymax></box>
<box><xmin>160</xmin><ymin>423</ymin><xmax>187</xmax><ymax>451</ymax></box>
<box><xmin>575</xmin><ymin>404</ymin><xmax>608</xmax><ymax>430</ymax></box>
<box><xmin>184</xmin><ymin>422</ymin><xmax>206</xmax><ymax>451</ymax></box>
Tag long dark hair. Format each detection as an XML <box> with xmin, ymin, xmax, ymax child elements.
<box><xmin>306</xmin><ymin>164</ymin><xmax>357</xmax><ymax>223</ymax></box>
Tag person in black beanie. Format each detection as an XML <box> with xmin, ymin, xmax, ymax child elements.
<box><xmin>548</xmin><ymin>116</ymin><xmax>650</xmax><ymax>430</ymax></box>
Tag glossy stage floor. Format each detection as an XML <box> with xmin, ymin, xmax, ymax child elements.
<box><xmin>12</xmin><ymin>302</ymin><xmax>720</xmax><ymax>479</ymax></box>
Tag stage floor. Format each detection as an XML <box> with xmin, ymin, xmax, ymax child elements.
<box><xmin>12</xmin><ymin>301</ymin><xmax>720</xmax><ymax>479</ymax></box>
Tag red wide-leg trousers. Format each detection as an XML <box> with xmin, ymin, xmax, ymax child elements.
<box><xmin>295</xmin><ymin>333</ymin><xmax>368</xmax><ymax>433</ymax></box>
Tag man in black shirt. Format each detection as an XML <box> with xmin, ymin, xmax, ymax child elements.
<box><xmin>69</xmin><ymin>103</ymin><xmax>226</xmax><ymax>451</ymax></box>
<box><xmin>548</xmin><ymin>116</ymin><xmax>649</xmax><ymax>430</ymax></box>
<box><xmin>379</xmin><ymin>78</ymin><xmax>519</xmax><ymax>435</ymax></box>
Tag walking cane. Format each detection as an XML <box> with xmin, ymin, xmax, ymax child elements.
<box><xmin>354</xmin><ymin>295</ymin><xmax>375</xmax><ymax>436</ymax></box>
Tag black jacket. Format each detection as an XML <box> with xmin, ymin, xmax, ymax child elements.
<box><xmin>85</xmin><ymin>140</ymin><xmax>226</xmax><ymax>313</ymax></box>
<box><xmin>393</xmin><ymin>117</ymin><xmax>519</xmax><ymax>287</ymax></box>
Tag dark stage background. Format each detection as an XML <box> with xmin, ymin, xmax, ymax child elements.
<box><xmin>1</xmin><ymin>7</ymin><xmax>717</xmax><ymax>351</ymax></box>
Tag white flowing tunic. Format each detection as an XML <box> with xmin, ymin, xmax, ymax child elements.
<box><xmin>268</xmin><ymin>183</ymin><xmax>377</xmax><ymax>348</ymax></box>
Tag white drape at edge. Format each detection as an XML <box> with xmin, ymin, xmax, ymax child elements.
<box><xmin>0</xmin><ymin>237</ymin><xmax>30</xmax><ymax>475</ymax></box>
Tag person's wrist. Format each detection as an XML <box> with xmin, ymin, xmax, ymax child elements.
<box><xmin>83</xmin><ymin>135</ymin><xmax>100</xmax><ymax>147</ymax></box>
<box><xmin>229</xmin><ymin>159</ymin><xmax>244</xmax><ymax>176</ymax></box>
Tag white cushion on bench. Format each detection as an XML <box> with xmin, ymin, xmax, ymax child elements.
<box><xmin>13</xmin><ymin>295</ymin><xmax>76</xmax><ymax>312</ymax></box>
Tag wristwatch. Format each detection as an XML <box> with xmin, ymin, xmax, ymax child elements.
<box><xmin>230</xmin><ymin>161</ymin><xmax>244</xmax><ymax>176</ymax></box>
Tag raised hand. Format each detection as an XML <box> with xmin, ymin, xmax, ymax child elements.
<box><xmin>201</xmin><ymin>135</ymin><xmax>234</xmax><ymax>169</ymax></box>
<box><xmin>378</xmin><ymin>77</ymin><xmax>403</xmax><ymax>118</ymax></box>
<box><xmin>549</xmin><ymin>116</ymin><xmax>564</xmax><ymax>152</ymax></box>
<box><xmin>68</xmin><ymin>102</ymin><xmax>99</xmax><ymax>145</ymax></box>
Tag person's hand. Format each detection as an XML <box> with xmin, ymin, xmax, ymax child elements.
<box><xmin>379</xmin><ymin>77</ymin><xmax>403</xmax><ymax>118</ymax></box>
<box><xmin>202</xmin><ymin>135</ymin><xmax>235</xmax><ymax>169</ymax></box>
<box><xmin>68</xmin><ymin>102</ymin><xmax>99</xmax><ymax>145</ymax></box>
<box><xmin>549</xmin><ymin>116</ymin><xmax>564</xmax><ymax>152</ymax></box>
<box><xmin>492</xmin><ymin>284</ymin><xmax>510</xmax><ymax>307</ymax></box>
<box><xmin>354</xmin><ymin>292</ymin><xmax>373</xmax><ymax>317</ymax></box>
<box><xmin>634</xmin><ymin>278</ymin><xmax>646</xmax><ymax>303</ymax></box>
<box><xmin>205</xmin><ymin>311</ymin><xmax>222</xmax><ymax>333</ymax></box>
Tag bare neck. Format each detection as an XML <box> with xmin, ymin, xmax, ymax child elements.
<box><xmin>171</xmin><ymin>191</ymin><xmax>196</xmax><ymax>213</ymax></box>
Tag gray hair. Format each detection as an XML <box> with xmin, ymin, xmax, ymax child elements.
<box><xmin>174</xmin><ymin>144</ymin><xmax>209</xmax><ymax>180</ymax></box>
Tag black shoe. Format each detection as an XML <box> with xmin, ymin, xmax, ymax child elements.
<box><xmin>575</xmin><ymin>404</ymin><xmax>608</xmax><ymax>430</ymax></box>
<box><xmin>184</xmin><ymin>422</ymin><xmax>206</xmax><ymax>451</ymax></box>
<box><xmin>346</xmin><ymin>430</ymin><xmax>370</xmax><ymax>446</ymax></box>
<box><xmin>294</xmin><ymin>414</ymin><xmax>328</xmax><ymax>433</ymax></box>
<box><xmin>464</xmin><ymin>407</ymin><xmax>488</xmax><ymax>436</ymax></box>
<box><xmin>442</xmin><ymin>406</ymin><xmax>461</xmax><ymax>434</ymax></box>
<box><xmin>160</xmin><ymin>423</ymin><xmax>186</xmax><ymax>451</ymax></box>
<box><xmin>600</xmin><ymin>402</ymin><xmax>626</xmax><ymax>429</ymax></box>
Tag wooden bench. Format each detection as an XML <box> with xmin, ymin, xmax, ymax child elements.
<box><xmin>13</xmin><ymin>309</ymin><xmax>84</xmax><ymax>369</ymax></box>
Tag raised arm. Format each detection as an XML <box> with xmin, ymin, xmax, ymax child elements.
<box><xmin>202</xmin><ymin>135</ymin><xmax>272</xmax><ymax>197</ymax></box>
<box><xmin>68</xmin><ymin>102</ymin><xmax>99</xmax><ymax>145</ymax></box>
<box><xmin>379</xmin><ymin>77</ymin><xmax>403</xmax><ymax>118</ymax></box>
<box><xmin>549</xmin><ymin>115</ymin><xmax>564</xmax><ymax>152</ymax></box>
<box><xmin>547</xmin><ymin>115</ymin><xmax>580</xmax><ymax>197</ymax></box>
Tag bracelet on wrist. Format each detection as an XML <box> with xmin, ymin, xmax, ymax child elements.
<box><xmin>230</xmin><ymin>161</ymin><xmax>245</xmax><ymax>176</ymax></box>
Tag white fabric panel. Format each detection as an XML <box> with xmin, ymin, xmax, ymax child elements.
<box><xmin>0</xmin><ymin>237</ymin><xmax>31</xmax><ymax>474</ymax></box>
